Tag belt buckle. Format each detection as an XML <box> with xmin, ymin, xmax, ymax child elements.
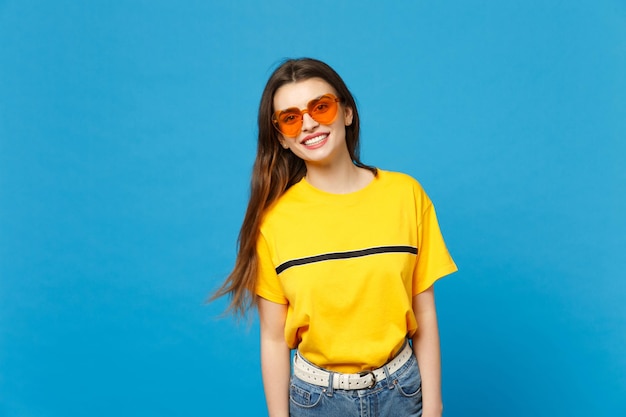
<box><xmin>358</xmin><ymin>370</ymin><xmax>377</xmax><ymax>389</ymax></box>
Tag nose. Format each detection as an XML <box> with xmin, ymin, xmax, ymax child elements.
<box><xmin>301</xmin><ymin>112</ymin><xmax>319</xmax><ymax>132</ymax></box>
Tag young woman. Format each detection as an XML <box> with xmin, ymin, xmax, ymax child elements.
<box><xmin>213</xmin><ymin>58</ymin><xmax>457</xmax><ymax>417</ymax></box>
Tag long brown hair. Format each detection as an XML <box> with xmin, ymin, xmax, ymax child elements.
<box><xmin>211</xmin><ymin>58</ymin><xmax>376</xmax><ymax>317</ymax></box>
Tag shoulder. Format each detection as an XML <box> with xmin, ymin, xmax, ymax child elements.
<box><xmin>259</xmin><ymin>179</ymin><xmax>306</xmax><ymax>231</ymax></box>
<box><xmin>379</xmin><ymin>169</ymin><xmax>414</xmax><ymax>181</ymax></box>
<box><xmin>377</xmin><ymin>169</ymin><xmax>428</xmax><ymax>194</ymax></box>
<box><xmin>376</xmin><ymin>170</ymin><xmax>434</xmax><ymax>214</ymax></box>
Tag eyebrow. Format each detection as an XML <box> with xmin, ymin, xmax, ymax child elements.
<box><xmin>275</xmin><ymin>94</ymin><xmax>331</xmax><ymax>112</ymax></box>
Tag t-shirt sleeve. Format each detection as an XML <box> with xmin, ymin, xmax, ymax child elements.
<box><xmin>255</xmin><ymin>232</ymin><xmax>288</xmax><ymax>304</ymax></box>
<box><xmin>413</xmin><ymin>200</ymin><xmax>458</xmax><ymax>295</ymax></box>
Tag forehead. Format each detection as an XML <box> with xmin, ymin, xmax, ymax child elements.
<box><xmin>273</xmin><ymin>78</ymin><xmax>337</xmax><ymax>110</ymax></box>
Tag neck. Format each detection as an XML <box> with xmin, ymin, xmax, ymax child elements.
<box><xmin>304</xmin><ymin>159</ymin><xmax>373</xmax><ymax>194</ymax></box>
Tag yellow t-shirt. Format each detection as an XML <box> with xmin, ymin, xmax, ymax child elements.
<box><xmin>255</xmin><ymin>170</ymin><xmax>457</xmax><ymax>372</ymax></box>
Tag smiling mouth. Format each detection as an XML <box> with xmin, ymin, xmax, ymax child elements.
<box><xmin>302</xmin><ymin>134</ymin><xmax>328</xmax><ymax>146</ymax></box>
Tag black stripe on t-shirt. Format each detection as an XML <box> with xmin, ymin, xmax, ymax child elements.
<box><xmin>275</xmin><ymin>245</ymin><xmax>418</xmax><ymax>275</ymax></box>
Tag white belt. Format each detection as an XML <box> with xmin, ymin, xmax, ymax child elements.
<box><xmin>293</xmin><ymin>342</ymin><xmax>413</xmax><ymax>390</ymax></box>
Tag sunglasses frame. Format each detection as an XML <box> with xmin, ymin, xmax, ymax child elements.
<box><xmin>272</xmin><ymin>93</ymin><xmax>342</xmax><ymax>137</ymax></box>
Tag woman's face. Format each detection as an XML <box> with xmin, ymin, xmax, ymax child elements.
<box><xmin>273</xmin><ymin>78</ymin><xmax>353</xmax><ymax>168</ymax></box>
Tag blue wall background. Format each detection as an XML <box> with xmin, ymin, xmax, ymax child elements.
<box><xmin>1</xmin><ymin>1</ymin><xmax>624</xmax><ymax>416</ymax></box>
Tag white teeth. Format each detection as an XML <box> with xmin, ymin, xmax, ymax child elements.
<box><xmin>304</xmin><ymin>134</ymin><xmax>327</xmax><ymax>146</ymax></box>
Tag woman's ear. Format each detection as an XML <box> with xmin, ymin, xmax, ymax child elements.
<box><xmin>344</xmin><ymin>106</ymin><xmax>354</xmax><ymax>127</ymax></box>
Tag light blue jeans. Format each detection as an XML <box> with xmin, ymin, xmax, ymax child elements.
<box><xmin>289</xmin><ymin>352</ymin><xmax>422</xmax><ymax>417</ymax></box>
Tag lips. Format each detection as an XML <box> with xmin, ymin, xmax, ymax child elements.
<box><xmin>301</xmin><ymin>133</ymin><xmax>329</xmax><ymax>147</ymax></box>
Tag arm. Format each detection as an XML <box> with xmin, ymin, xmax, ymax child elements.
<box><xmin>258</xmin><ymin>297</ymin><xmax>291</xmax><ymax>417</ymax></box>
<box><xmin>411</xmin><ymin>286</ymin><xmax>443</xmax><ymax>417</ymax></box>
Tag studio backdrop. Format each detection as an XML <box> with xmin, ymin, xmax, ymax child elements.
<box><xmin>1</xmin><ymin>1</ymin><xmax>624</xmax><ymax>416</ymax></box>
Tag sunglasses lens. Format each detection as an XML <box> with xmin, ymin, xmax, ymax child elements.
<box><xmin>308</xmin><ymin>96</ymin><xmax>338</xmax><ymax>124</ymax></box>
<box><xmin>275</xmin><ymin>109</ymin><xmax>303</xmax><ymax>137</ymax></box>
